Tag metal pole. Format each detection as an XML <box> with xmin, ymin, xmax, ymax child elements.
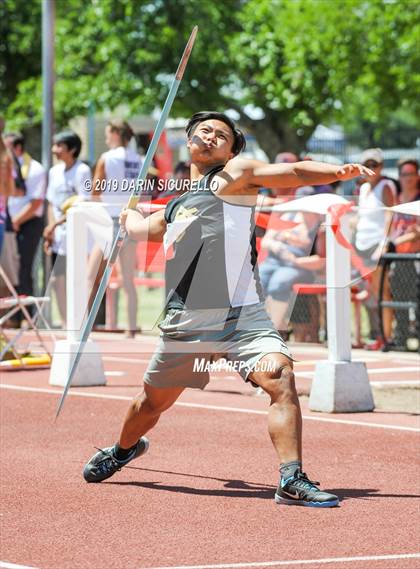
<box><xmin>41</xmin><ymin>0</ymin><xmax>55</xmax><ymax>308</ymax></box>
<box><xmin>42</xmin><ymin>0</ymin><xmax>55</xmax><ymax>171</ymax></box>
<box><xmin>88</xmin><ymin>100</ymin><xmax>95</xmax><ymax>166</ymax></box>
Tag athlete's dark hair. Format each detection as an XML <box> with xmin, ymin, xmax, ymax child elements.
<box><xmin>107</xmin><ymin>119</ymin><xmax>134</xmax><ymax>144</ymax></box>
<box><xmin>186</xmin><ymin>111</ymin><xmax>246</xmax><ymax>156</ymax></box>
<box><xmin>54</xmin><ymin>130</ymin><xmax>82</xmax><ymax>158</ymax></box>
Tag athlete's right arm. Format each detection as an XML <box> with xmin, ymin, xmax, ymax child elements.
<box><xmin>119</xmin><ymin>208</ymin><xmax>167</xmax><ymax>242</ymax></box>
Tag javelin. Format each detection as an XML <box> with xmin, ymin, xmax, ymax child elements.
<box><xmin>55</xmin><ymin>26</ymin><xmax>198</xmax><ymax>419</ymax></box>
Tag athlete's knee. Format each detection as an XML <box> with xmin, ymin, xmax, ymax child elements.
<box><xmin>259</xmin><ymin>363</ymin><xmax>296</xmax><ymax>404</ymax></box>
<box><xmin>130</xmin><ymin>390</ymin><xmax>170</xmax><ymax>417</ymax></box>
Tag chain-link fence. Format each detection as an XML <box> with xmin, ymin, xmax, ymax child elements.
<box><xmin>379</xmin><ymin>253</ymin><xmax>420</xmax><ymax>352</ymax></box>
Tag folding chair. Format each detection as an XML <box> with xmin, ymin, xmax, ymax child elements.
<box><xmin>0</xmin><ymin>264</ymin><xmax>53</xmax><ymax>366</ymax></box>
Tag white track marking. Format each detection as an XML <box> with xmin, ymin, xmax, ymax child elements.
<box><xmin>1</xmin><ymin>554</ymin><xmax>419</xmax><ymax>569</ymax></box>
<box><xmin>1</xmin><ymin>384</ymin><xmax>419</xmax><ymax>432</ymax></box>
<box><xmin>371</xmin><ymin>380</ymin><xmax>420</xmax><ymax>387</ymax></box>
<box><xmin>0</xmin><ymin>562</ymin><xmax>40</xmax><ymax>569</ymax></box>
<box><xmin>365</xmin><ymin>367</ymin><xmax>420</xmax><ymax>374</ymax></box>
<box><xmin>144</xmin><ymin>552</ymin><xmax>420</xmax><ymax>569</ymax></box>
<box><xmin>103</xmin><ymin>356</ymin><xmax>151</xmax><ymax>364</ymax></box>
<box><xmin>296</xmin><ymin>367</ymin><xmax>419</xmax><ymax>379</ymax></box>
<box><xmin>295</xmin><ymin>372</ymin><xmax>314</xmax><ymax>379</ymax></box>
<box><xmin>104</xmin><ymin>371</ymin><xmax>126</xmax><ymax>377</ymax></box>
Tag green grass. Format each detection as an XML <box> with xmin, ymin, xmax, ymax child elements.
<box><xmin>117</xmin><ymin>281</ymin><xmax>165</xmax><ymax>334</ymax></box>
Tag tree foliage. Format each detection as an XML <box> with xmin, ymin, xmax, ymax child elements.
<box><xmin>2</xmin><ymin>0</ymin><xmax>419</xmax><ymax>159</ymax></box>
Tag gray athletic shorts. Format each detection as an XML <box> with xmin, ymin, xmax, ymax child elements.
<box><xmin>143</xmin><ymin>302</ymin><xmax>292</xmax><ymax>389</ymax></box>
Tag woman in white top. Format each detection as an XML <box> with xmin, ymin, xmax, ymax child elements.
<box><xmin>354</xmin><ymin>148</ymin><xmax>396</xmax><ymax>346</ymax></box>
<box><xmin>90</xmin><ymin>120</ymin><xmax>142</xmax><ymax>337</ymax></box>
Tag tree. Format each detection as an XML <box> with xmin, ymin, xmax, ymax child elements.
<box><xmin>0</xmin><ymin>0</ymin><xmax>42</xmax><ymax>119</ymax></box>
<box><xmin>2</xmin><ymin>0</ymin><xmax>419</xmax><ymax>160</ymax></box>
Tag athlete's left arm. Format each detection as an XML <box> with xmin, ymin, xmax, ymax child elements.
<box><xmin>226</xmin><ymin>158</ymin><xmax>375</xmax><ymax>191</ymax></box>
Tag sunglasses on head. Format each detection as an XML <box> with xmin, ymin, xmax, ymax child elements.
<box><xmin>363</xmin><ymin>161</ymin><xmax>380</xmax><ymax>169</ymax></box>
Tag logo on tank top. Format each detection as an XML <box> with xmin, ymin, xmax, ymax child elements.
<box><xmin>174</xmin><ymin>205</ymin><xmax>198</xmax><ymax>242</ymax></box>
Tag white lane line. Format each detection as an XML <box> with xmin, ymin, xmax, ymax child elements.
<box><xmin>1</xmin><ymin>384</ymin><xmax>419</xmax><ymax>432</ymax></box>
<box><xmin>297</xmin><ymin>366</ymin><xmax>419</xmax><ymax>377</ymax></box>
<box><xmin>3</xmin><ymin>553</ymin><xmax>418</xmax><ymax>569</ymax></box>
<box><xmin>103</xmin><ymin>356</ymin><xmax>151</xmax><ymax>364</ymax></box>
<box><xmin>366</xmin><ymin>367</ymin><xmax>420</xmax><ymax>374</ymax></box>
<box><xmin>104</xmin><ymin>371</ymin><xmax>126</xmax><ymax>377</ymax></box>
<box><xmin>0</xmin><ymin>562</ymin><xmax>40</xmax><ymax>569</ymax></box>
<box><xmin>143</xmin><ymin>552</ymin><xmax>420</xmax><ymax>569</ymax></box>
<box><xmin>371</xmin><ymin>380</ymin><xmax>420</xmax><ymax>387</ymax></box>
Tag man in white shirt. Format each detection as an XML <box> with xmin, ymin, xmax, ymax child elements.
<box><xmin>5</xmin><ymin>133</ymin><xmax>46</xmax><ymax>309</ymax></box>
<box><xmin>43</xmin><ymin>131</ymin><xmax>91</xmax><ymax>323</ymax></box>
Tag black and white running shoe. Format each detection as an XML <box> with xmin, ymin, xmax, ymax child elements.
<box><xmin>275</xmin><ymin>471</ymin><xmax>339</xmax><ymax>508</ymax></box>
<box><xmin>83</xmin><ymin>437</ymin><xmax>149</xmax><ymax>483</ymax></box>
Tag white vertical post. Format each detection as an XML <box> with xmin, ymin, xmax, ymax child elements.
<box><xmin>49</xmin><ymin>205</ymin><xmax>106</xmax><ymax>387</ymax></box>
<box><xmin>325</xmin><ymin>212</ymin><xmax>352</xmax><ymax>362</ymax></box>
<box><xmin>66</xmin><ymin>207</ymin><xmax>88</xmax><ymax>342</ymax></box>
<box><xmin>309</xmin><ymin>212</ymin><xmax>374</xmax><ymax>412</ymax></box>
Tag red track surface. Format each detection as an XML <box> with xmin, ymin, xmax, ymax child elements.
<box><xmin>1</xmin><ymin>335</ymin><xmax>419</xmax><ymax>569</ymax></box>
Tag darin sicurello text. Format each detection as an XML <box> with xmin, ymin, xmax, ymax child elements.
<box><xmin>83</xmin><ymin>178</ymin><xmax>219</xmax><ymax>193</ymax></box>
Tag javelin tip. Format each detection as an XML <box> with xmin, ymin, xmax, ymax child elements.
<box><xmin>175</xmin><ymin>26</ymin><xmax>198</xmax><ymax>80</ymax></box>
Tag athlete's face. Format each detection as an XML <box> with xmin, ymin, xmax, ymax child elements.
<box><xmin>187</xmin><ymin>119</ymin><xmax>235</xmax><ymax>165</ymax></box>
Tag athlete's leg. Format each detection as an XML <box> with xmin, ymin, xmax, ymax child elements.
<box><xmin>118</xmin><ymin>383</ymin><xmax>184</xmax><ymax>449</ymax></box>
<box><xmin>53</xmin><ymin>274</ymin><xmax>67</xmax><ymax>324</ymax></box>
<box><xmin>248</xmin><ymin>353</ymin><xmax>301</xmax><ymax>463</ymax></box>
<box><xmin>118</xmin><ymin>239</ymin><xmax>138</xmax><ymax>334</ymax></box>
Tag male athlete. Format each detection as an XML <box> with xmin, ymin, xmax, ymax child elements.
<box><xmin>83</xmin><ymin>111</ymin><xmax>373</xmax><ymax>507</ymax></box>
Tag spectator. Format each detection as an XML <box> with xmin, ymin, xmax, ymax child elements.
<box><xmin>259</xmin><ymin>187</ymin><xmax>323</xmax><ymax>333</ymax></box>
<box><xmin>43</xmin><ymin>131</ymin><xmax>91</xmax><ymax>324</ymax></box>
<box><xmin>353</xmin><ymin>148</ymin><xmax>396</xmax><ymax>348</ymax></box>
<box><xmin>389</xmin><ymin>158</ymin><xmax>420</xmax><ymax>348</ymax></box>
<box><xmin>4</xmin><ymin>132</ymin><xmax>46</xmax><ymax>318</ymax></box>
<box><xmin>0</xmin><ymin>118</ymin><xmax>15</xmax><ymax>254</ymax></box>
<box><xmin>89</xmin><ymin>119</ymin><xmax>142</xmax><ymax>338</ymax></box>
